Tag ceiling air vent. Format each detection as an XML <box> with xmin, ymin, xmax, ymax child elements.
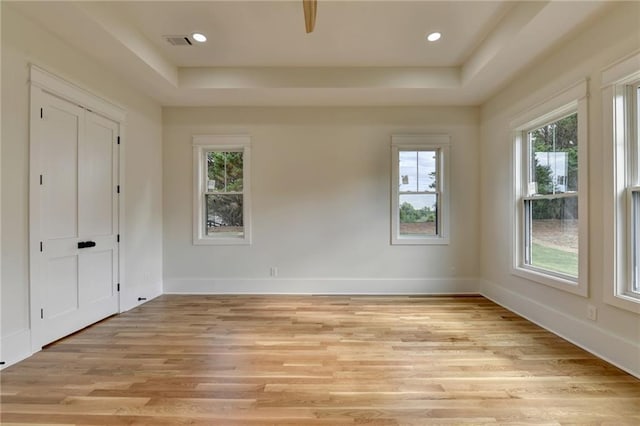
<box><xmin>163</xmin><ymin>35</ymin><xmax>193</xmax><ymax>46</ymax></box>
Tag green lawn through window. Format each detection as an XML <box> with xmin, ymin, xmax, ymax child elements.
<box><xmin>531</xmin><ymin>243</ymin><xmax>578</xmax><ymax>277</ymax></box>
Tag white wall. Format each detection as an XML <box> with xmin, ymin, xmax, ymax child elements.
<box><xmin>163</xmin><ymin>107</ymin><xmax>480</xmax><ymax>294</ymax></box>
<box><xmin>0</xmin><ymin>4</ymin><xmax>163</xmax><ymax>366</ymax></box>
<box><xmin>479</xmin><ymin>2</ymin><xmax>640</xmax><ymax>377</ymax></box>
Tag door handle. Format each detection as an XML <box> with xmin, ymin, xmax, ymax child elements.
<box><xmin>77</xmin><ymin>241</ymin><xmax>96</xmax><ymax>249</ymax></box>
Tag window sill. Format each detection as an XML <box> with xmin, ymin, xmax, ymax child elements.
<box><xmin>512</xmin><ymin>265</ymin><xmax>587</xmax><ymax>297</ymax></box>
<box><xmin>604</xmin><ymin>291</ymin><xmax>640</xmax><ymax>314</ymax></box>
<box><xmin>392</xmin><ymin>237</ymin><xmax>450</xmax><ymax>246</ymax></box>
<box><xmin>193</xmin><ymin>237</ymin><xmax>251</xmax><ymax>246</ymax></box>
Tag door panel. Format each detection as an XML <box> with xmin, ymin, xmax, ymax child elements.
<box><xmin>80</xmin><ymin>250</ymin><xmax>114</xmax><ymax>304</ymax></box>
<box><xmin>41</xmin><ymin>99</ymin><xmax>82</xmax><ymax>240</ymax></box>
<box><xmin>44</xmin><ymin>256</ymin><xmax>79</xmax><ymax>318</ymax></box>
<box><xmin>80</xmin><ymin>113</ymin><xmax>117</xmax><ymax>236</ymax></box>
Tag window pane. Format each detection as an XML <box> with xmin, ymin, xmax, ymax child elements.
<box><xmin>526</xmin><ymin>196</ymin><xmax>578</xmax><ymax>277</ymax></box>
<box><xmin>529</xmin><ymin>113</ymin><xmax>578</xmax><ymax>195</ymax></box>
<box><xmin>206</xmin><ymin>194</ymin><xmax>244</xmax><ymax>237</ymax></box>
<box><xmin>399</xmin><ymin>194</ymin><xmax>437</xmax><ymax>236</ymax></box>
<box><xmin>399</xmin><ymin>151</ymin><xmax>417</xmax><ymax>192</ymax></box>
<box><xmin>633</xmin><ymin>190</ymin><xmax>640</xmax><ymax>293</ymax></box>
<box><xmin>418</xmin><ymin>150</ymin><xmax>437</xmax><ymax>192</ymax></box>
<box><xmin>207</xmin><ymin>151</ymin><xmax>243</xmax><ymax>192</ymax></box>
<box><xmin>636</xmin><ymin>85</ymin><xmax>640</xmax><ymax>183</ymax></box>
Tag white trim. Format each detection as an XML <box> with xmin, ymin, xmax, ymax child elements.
<box><xmin>164</xmin><ymin>277</ymin><xmax>479</xmax><ymax>295</ymax></box>
<box><xmin>118</xmin><ymin>126</ymin><xmax>126</xmax><ymax>313</ymax></box>
<box><xmin>192</xmin><ymin>135</ymin><xmax>252</xmax><ymax>245</ymax></box>
<box><xmin>481</xmin><ymin>279</ymin><xmax>640</xmax><ymax>379</ymax></box>
<box><xmin>602</xmin><ymin>50</ymin><xmax>640</xmax><ymax>87</ymax></box>
<box><xmin>510</xmin><ymin>80</ymin><xmax>587</xmax><ymax>130</ymax></box>
<box><xmin>602</xmin><ymin>62</ymin><xmax>640</xmax><ymax>312</ymax></box>
<box><xmin>390</xmin><ymin>134</ymin><xmax>451</xmax><ymax>245</ymax></box>
<box><xmin>0</xmin><ymin>329</ymin><xmax>32</xmax><ymax>369</ymax></box>
<box><xmin>28</xmin><ymin>69</ymin><xmax>125</xmax><ymax>351</ymax></box>
<box><xmin>29</xmin><ymin>65</ymin><xmax>126</xmax><ymax>123</ymax></box>
<box><xmin>120</xmin><ymin>281</ymin><xmax>163</xmax><ymax>313</ymax></box>
<box><xmin>28</xmin><ymin>85</ymin><xmax>43</xmax><ymax>352</ymax></box>
<box><xmin>193</xmin><ymin>134</ymin><xmax>251</xmax><ymax>147</ymax></box>
<box><xmin>511</xmin><ymin>81</ymin><xmax>589</xmax><ymax>297</ymax></box>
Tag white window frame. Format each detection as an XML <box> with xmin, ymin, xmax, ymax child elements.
<box><xmin>192</xmin><ymin>135</ymin><xmax>252</xmax><ymax>245</ymax></box>
<box><xmin>391</xmin><ymin>135</ymin><xmax>450</xmax><ymax>245</ymax></box>
<box><xmin>602</xmin><ymin>51</ymin><xmax>640</xmax><ymax>312</ymax></box>
<box><xmin>511</xmin><ymin>80</ymin><xmax>588</xmax><ymax>296</ymax></box>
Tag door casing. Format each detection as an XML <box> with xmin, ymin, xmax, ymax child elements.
<box><xmin>28</xmin><ymin>65</ymin><xmax>127</xmax><ymax>352</ymax></box>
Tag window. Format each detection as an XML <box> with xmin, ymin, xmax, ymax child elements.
<box><xmin>630</xmin><ymin>81</ymin><xmax>640</xmax><ymax>297</ymax></box>
<box><xmin>602</xmin><ymin>52</ymin><xmax>640</xmax><ymax>311</ymax></box>
<box><xmin>391</xmin><ymin>135</ymin><xmax>450</xmax><ymax>245</ymax></box>
<box><xmin>512</xmin><ymin>81</ymin><xmax>588</xmax><ymax>296</ymax></box>
<box><xmin>523</xmin><ymin>114</ymin><xmax>579</xmax><ymax>277</ymax></box>
<box><xmin>193</xmin><ymin>135</ymin><xmax>251</xmax><ymax>245</ymax></box>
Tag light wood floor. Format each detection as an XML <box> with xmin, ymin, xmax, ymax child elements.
<box><xmin>1</xmin><ymin>295</ymin><xmax>639</xmax><ymax>425</ymax></box>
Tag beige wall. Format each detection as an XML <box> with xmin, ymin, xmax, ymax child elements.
<box><xmin>479</xmin><ymin>2</ymin><xmax>640</xmax><ymax>375</ymax></box>
<box><xmin>1</xmin><ymin>4</ymin><xmax>163</xmax><ymax>364</ymax></box>
<box><xmin>163</xmin><ymin>107</ymin><xmax>480</xmax><ymax>293</ymax></box>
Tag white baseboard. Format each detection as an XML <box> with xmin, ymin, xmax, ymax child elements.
<box><xmin>164</xmin><ymin>277</ymin><xmax>480</xmax><ymax>295</ymax></box>
<box><xmin>120</xmin><ymin>280</ymin><xmax>163</xmax><ymax>312</ymax></box>
<box><xmin>480</xmin><ymin>279</ymin><xmax>640</xmax><ymax>379</ymax></box>
<box><xmin>1</xmin><ymin>328</ymin><xmax>32</xmax><ymax>369</ymax></box>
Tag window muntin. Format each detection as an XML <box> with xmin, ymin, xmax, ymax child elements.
<box><xmin>391</xmin><ymin>135</ymin><xmax>449</xmax><ymax>245</ymax></box>
<box><xmin>193</xmin><ymin>135</ymin><xmax>251</xmax><ymax>245</ymax></box>
<box><xmin>523</xmin><ymin>113</ymin><xmax>579</xmax><ymax>280</ymax></box>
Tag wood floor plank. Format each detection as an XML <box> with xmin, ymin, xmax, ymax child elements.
<box><xmin>1</xmin><ymin>295</ymin><xmax>639</xmax><ymax>424</ymax></box>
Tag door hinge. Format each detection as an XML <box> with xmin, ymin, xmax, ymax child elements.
<box><xmin>117</xmin><ymin>234</ymin><xmax>120</xmax><ymax>243</ymax></box>
<box><xmin>39</xmin><ymin>174</ymin><xmax>43</xmax><ymax>185</ymax></box>
<box><xmin>117</xmin><ymin>136</ymin><xmax>121</xmax><ymax>145</ymax></box>
<box><xmin>40</xmin><ymin>308</ymin><xmax>44</xmax><ymax>319</ymax></box>
<box><xmin>40</xmin><ymin>108</ymin><xmax>43</xmax><ymax>119</ymax></box>
<box><xmin>117</xmin><ymin>185</ymin><xmax>120</xmax><ymax>194</ymax></box>
<box><xmin>40</xmin><ymin>242</ymin><xmax>43</xmax><ymax>252</ymax></box>
<box><xmin>117</xmin><ymin>283</ymin><xmax>120</xmax><ymax>292</ymax></box>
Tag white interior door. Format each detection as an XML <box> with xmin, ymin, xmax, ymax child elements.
<box><xmin>34</xmin><ymin>91</ymin><xmax>119</xmax><ymax>347</ymax></box>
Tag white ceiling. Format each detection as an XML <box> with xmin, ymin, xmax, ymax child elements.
<box><xmin>9</xmin><ymin>1</ymin><xmax>611</xmax><ymax>107</ymax></box>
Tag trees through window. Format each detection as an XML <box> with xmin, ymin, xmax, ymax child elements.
<box><xmin>193</xmin><ymin>135</ymin><xmax>251</xmax><ymax>245</ymax></box>
<box><xmin>391</xmin><ymin>135</ymin><xmax>450</xmax><ymax>245</ymax></box>
<box><xmin>524</xmin><ymin>113</ymin><xmax>579</xmax><ymax>278</ymax></box>
<box><xmin>512</xmin><ymin>80</ymin><xmax>588</xmax><ymax>295</ymax></box>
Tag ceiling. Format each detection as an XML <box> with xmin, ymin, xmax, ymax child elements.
<box><xmin>9</xmin><ymin>1</ymin><xmax>611</xmax><ymax>107</ymax></box>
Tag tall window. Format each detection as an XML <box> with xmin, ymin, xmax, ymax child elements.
<box><xmin>631</xmin><ymin>82</ymin><xmax>640</xmax><ymax>296</ymax></box>
<box><xmin>193</xmin><ymin>135</ymin><xmax>251</xmax><ymax>245</ymax></box>
<box><xmin>512</xmin><ymin>81</ymin><xmax>588</xmax><ymax>296</ymax></box>
<box><xmin>523</xmin><ymin>113</ymin><xmax>579</xmax><ymax>278</ymax></box>
<box><xmin>602</xmin><ymin>52</ymin><xmax>640</xmax><ymax>311</ymax></box>
<box><xmin>391</xmin><ymin>135</ymin><xmax>450</xmax><ymax>245</ymax></box>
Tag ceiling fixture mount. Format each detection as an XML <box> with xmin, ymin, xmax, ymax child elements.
<box><xmin>192</xmin><ymin>32</ymin><xmax>207</xmax><ymax>43</ymax></box>
<box><xmin>427</xmin><ymin>32</ymin><xmax>442</xmax><ymax>42</ymax></box>
<box><xmin>303</xmin><ymin>0</ymin><xmax>317</xmax><ymax>33</ymax></box>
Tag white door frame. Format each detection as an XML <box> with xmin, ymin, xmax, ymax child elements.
<box><xmin>28</xmin><ymin>65</ymin><xmax>127</xmax><ymax>352</ymax></box>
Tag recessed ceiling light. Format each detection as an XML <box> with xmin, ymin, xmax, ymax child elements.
<box><xmin>427</xmin><ymin>32</ymin><xmax>441</xmax><ymax>42</ymax></box>
<box><xmin>192</xmin><ymin>32</ymin><xmax>207</xmax><ymax>43</ymax></box>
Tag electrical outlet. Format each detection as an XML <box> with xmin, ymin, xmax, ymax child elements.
<box><xmin>587</xmin><ymin>304</ymin><xmax>597</xmax><ymax>321</ymax></box>
<box><xmin>270</xmin><ymin>267</ymin><xmax>278</xmax><ymax>277</ymax></box>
